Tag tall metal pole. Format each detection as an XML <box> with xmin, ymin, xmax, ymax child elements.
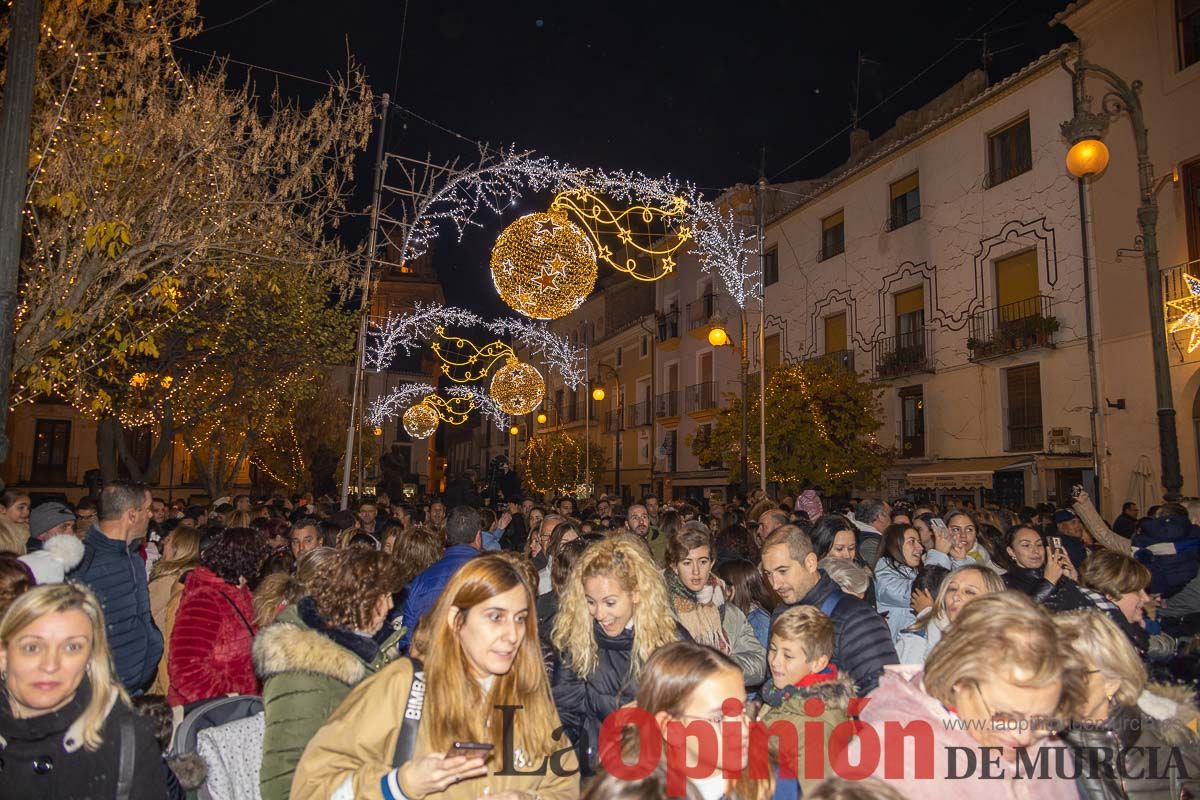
<box><xmin>739</xmin><ymin>309</ymin><xmax>749</xmax><ymax>492</ymax></box>
<box><xmin>340</xmin><ymin>93</ymin><xmax>389</xmax><ymax>509</ymax></box>
<box><xmin>1066</xmin><ymin>60</ymin><xmax>1180</xmax><ymax>501</ymax></box>
<box><xmin>584</xmin><ymin>321</ymin><xmax>591</xmax><ymax>499</ymax></box>
<box><xmin>758</xmin><ymin>177</ymin><xmax>768</xmax><ymax>494</ymax></box>
<box><xmin>0</xmin><ymin>0</ymin><xmax>42</xmax><ymax>477</ymax></box>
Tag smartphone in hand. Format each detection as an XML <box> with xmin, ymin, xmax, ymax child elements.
<box><xmin>445</xmin><ymin>742</ymin><xmax>493</xmax><ymax>761</ymax></box>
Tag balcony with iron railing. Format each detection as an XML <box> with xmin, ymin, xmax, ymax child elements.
<box><xmin>656</xmin><ymin>309</ymin><xmax>681</xmax><ymax>342</ymax></box>
<box><xmin>872</xmin><ymin>328</ymin><xmax>934</xmax><ymax>380</ymax></box>
<box><xmin>655</xmin><ymin>390</ymin><xmax>680</xmax><ymax>419</ymax></box>
<box><xmin>687</xmin><ymin>293</ymin><xmax>719</xmax><ymax>331</ymax></box>
<box><xmin>685</xmin><ymin>382</ymin><xmax>719</xmax><ymax>413</ymax></box>
<box><xmin>627</xmin><ymin>401</ymin><xmax>652</xmax><ymax>427</ymax></box>
<box><xmin>562</xmin><ymin>400</ymin><xmax>594</xmax><ymax>426</ymax></box>
<box><xmin>1007</xmin><ymin>425</ymin><xmax>1043</xmax><ymax>452</ymax></box>
<box><xmin>604</xmin><ymin>409</ymin><xmax>622</xmax><ymax>433</ymax></box>
<box><xmin>966</xmin><ymin>295</ymin><xmax>1057</xmax><ymax>361</ymax></box>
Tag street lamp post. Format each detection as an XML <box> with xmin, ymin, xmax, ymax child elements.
<box><xmin>1061</xmin><ymin>56</ymin><xmax>1181</xmax><ymax>501</ymax></box>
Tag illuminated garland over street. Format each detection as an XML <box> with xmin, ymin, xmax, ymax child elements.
<box><xmin>381</xmin><ymin>146</ymin><xmax>760</xmax><ymax>307</ymax></box>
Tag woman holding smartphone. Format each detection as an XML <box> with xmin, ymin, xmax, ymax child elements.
<box><xmin>292</xmin><ymin>554</ymin><xmax>579</xmax><ymax>800</ymax></box>
<box><xmin>922</xmin><ymin>511</ymin><xmax>1002</xmax><ymax>573</ymax></box>
<box><xmin>1002</xmin><ymin>525</ymin><xmax>1079</xmax><ymax>603</ymax></box>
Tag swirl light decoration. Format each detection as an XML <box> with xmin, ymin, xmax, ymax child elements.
<box><xmin>489</xmin><ymin>211</ymin><xmax>597</xmax><ymax>320</ymax></box>
<box><xmin>548</xmin><ymin>189</ymin><xmax>690</xmax><ymax>281</ymax></box>
<box><xmin>489</xmin><ymin>357</ymin><xmax>545</xmax><ymax>415</ymax></box>
<box><xmin>429</xmin><ymin>325</ymin><xmax>514</xmax><ymax>383</ymax></box>
<box><xmin>402</xmin><ymin>402</ymin><xmax>439</xmax><ymax>439</ymax></box>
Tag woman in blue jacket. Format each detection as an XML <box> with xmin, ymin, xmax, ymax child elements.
<box><xmin>873</xmin><ymin>523</ymin><xmax>925</xmax><ymax>639</ymax></box>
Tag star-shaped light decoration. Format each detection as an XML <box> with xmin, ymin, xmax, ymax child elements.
<box><xmin>533</xmin><ymin>217</ymin><xmax>560</xmax><ymax>240</ymax></box>
<box><xmin>534</xmin><ymin>267</ymin><xmax>559</xmax><ymax>292</ymax></box>
<box><xmin>660</xmin><ymin>254</ymin><xmax>676</xmax><ymax>274</ymax></box>
<box><xmin>546</xmin><ymin>254</ymin><xmax>568</xmax><ymax>277</ymax></box>
<box><xmin>597</xmin><ymin>244</ymin><xmax>613</xmax><ymax>261</ymax></box>
<box><xmin>1167</xmin><ymin>274</ymin><xmax>1200</xmax><ymax>352</ymax></box>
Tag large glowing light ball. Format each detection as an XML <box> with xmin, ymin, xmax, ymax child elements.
<box><xmin>490</xmin><ymin>211</ymin><xmax>597</xmax><ymax>320</ymax></box>
<box><xmin>489</xmin><ymin>358</ymin><xmax>545</xmax><ymax>416</ymax></box>
<box><xmin>402</xmin><ymin>402</ymin><xmax>439</xmax><ymax>439</ymax></box>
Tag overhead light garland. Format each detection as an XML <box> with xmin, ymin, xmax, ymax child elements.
<box><xmin>430</xmin><ymin>326</ymin><xmax>514</xmax><ymax>383</ymax></box>
<box><xmin>380</xmin><ymin>146</ymin><xmax>759</xmax><ymax>308</ymax></box>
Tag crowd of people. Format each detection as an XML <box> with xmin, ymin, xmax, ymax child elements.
<box><xmin>0</xmin><ymin>479</ymin><xmax>1198</xmax><ymax>799</ymax></box>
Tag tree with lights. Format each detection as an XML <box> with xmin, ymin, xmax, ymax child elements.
<box><xmin>6</xmin><ymin>0</ymin><xmax>373</xmax><ymax>477</ymax></box>
<box><xmin>692</xmin><ymin>359</ymin><xmax>893</xmax><ymax>495</ymax></box>
<box><xmin>520</xmin><ymin>433</ymin><xmax>608</xmax><ymax>500</ymax></box>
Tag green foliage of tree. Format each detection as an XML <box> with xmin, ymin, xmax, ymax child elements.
<box><xmin>691</xmin><ymin>359</ymin><xmax>894</xmax><ymax>494</ymax></box>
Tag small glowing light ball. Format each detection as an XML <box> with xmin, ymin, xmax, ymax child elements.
<box><xmin>592</xmin><ymin>386</ymin><xmax>606</xmax><ymax>401</ymax></box>
<box><xmin>1066</xmin><ymin>139</ymin><xmax>1110</xmax><ymax>178</ymax></box>
<box><xmin>536</xmin><ymin>412</ymin><xmax>548</xmax><ymax>424</ymax></box>
<box><xmin>708</xmin><ymin>326</ymin><xmax>729</xmax><ymax>347</ymax></box>
<box><xmin>402</xmin><ymin>402</ymin><xmax>439</xmax><ymax>439</ymax></box>
<box><xmin>510</xmin><ymin>425</ymin><xmax>520</xmax><ymax>436</ymax></box>
<box><xmin>372</xmin><ymin>426</ymin><xmax>383</xmax><ymax>437</ymax></box>
<box><xmin>490</xmin><ymin>211</ymin><xmax>597</xmax><ymax>319</ymax></box>
<box><xmin>489</xmin><ymin>358</ymin><xmax>545</xmax><ymax>415</ymax></box>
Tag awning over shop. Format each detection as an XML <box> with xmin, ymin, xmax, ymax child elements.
<box><xmin>905</xmin><ymin>457</ymin><xmax>1032</xmax><ymax>490</ymax></box>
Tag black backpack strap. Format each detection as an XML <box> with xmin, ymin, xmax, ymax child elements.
<box><xmin>392</xmin><ymin>658</ymin><xmax>426</xmax><ymax>767</ymax></box>
<box><xmin>115</xmin><ymin>713</ymin><xmax>136</xmax><ymax>800</ymax></box>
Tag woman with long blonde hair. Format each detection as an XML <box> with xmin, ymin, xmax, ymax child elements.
<box><xmin>894</xmin><ymin>562</ymin><xmax>1003</xmax><ymax>664</ymax></box>
<box><xmin>0</xmin><ymin>584</ymin><xmax>167</xmax><ymax>798</ymax></box>
<box><xmin>292</xmin><ymin>553</ymin><xmax>578</xmax><ymax>800</ymax></box>
<box><xmin>551</xmin><ymin>533</ymin><xmax>688</xmax><ymax>775</ymax></box>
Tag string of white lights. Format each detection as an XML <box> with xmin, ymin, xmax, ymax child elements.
<box><xmin>365</xmin><ymin>302</ymin><xmax>483</xmax><ymax>371</ymax></box>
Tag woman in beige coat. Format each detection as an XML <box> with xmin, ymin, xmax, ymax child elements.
<box><xmin>292</xmin><ymin>554</ymin><xmax>579</xmax><ymax>800</ymax></box>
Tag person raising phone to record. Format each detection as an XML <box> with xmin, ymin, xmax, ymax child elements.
<box><xmin>292</xmin><ymin>554</ymin><xmax>579</xmax><ymax>800</ymax></box>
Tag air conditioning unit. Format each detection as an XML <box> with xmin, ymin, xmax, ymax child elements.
<box><xmin>1069</xmin><ymin>435</ymin><xmax>1083</xmax><ymax>452</ymax></box>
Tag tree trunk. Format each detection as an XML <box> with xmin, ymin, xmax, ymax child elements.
<box><xmin>96</xmin><ymin>417</ymin><xmax>120</xmax><ymax>483</ymax></box>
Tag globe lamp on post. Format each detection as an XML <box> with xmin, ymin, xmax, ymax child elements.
<box><xmin>536</xmin><ymin>412</ymin><xmax>547</xmax><ymax>424</ymax></box>
<box><xmin>509</xmin><ymin>425</ymin><xmax>520</xmax><ymax>436</ymax></box>
<box><xmin>592</xmin><ymin>386</ymin><xmax>606</xmax><ymax>402</ymax></box>
<box><xmin>707</xmin><ymin>324</ymin><xmax>729</xmax><ymax>348</ymax></box>
<box><xmin>1066</xmin><ymin>138</ymin><xmax>1110</xmax><ymax>178</ymax></box>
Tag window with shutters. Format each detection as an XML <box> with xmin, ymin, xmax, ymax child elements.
<box><xmin>1180</xmin><ymin>0</ymin><xmax>1200</xmax><ymax>69</ymax></box>
<box><xmin>894</xmin><ymin>287</ymin><xmax>925</xmax><ymax>342</ymax></box>
<box><xmin>995</xmin><ymin>249</ymin><xmax>1041</xmax><ymax>322</ymax></box>
<box><xmin>987</xmin><ymin>116</ymin><xmax>1032</xmax><ymax>187</ymax></box>
<box><xmin>32</xmin><ymin>419</ymin><xmax>71</xmax><ymax>484</ymax></box>
<box><xmin>1005</xmin><ymin>364</ymin><xmax>1043</xmax><ymax>452</ymax></box>
<box><xmin>824</xmin><ymin>313</ymin><xmax>847</xmax><ymax>354</ymax></box>
<box><xmin>888</xmin><ymin>173</ymin><xmax>920</xmax><ymax>230</ymax></box>
<box><xmin>900</xmin><ymin>386</ymin><xmax>925</xmax><ymax>459</ymax></box>
<box><xmin>763</xmin><ymin>246</ymin><xmax>779</xmax><ymax>286</ymax></box>
<box><xmin>820</xmin><ymin>211</ymin><xmax>845</xmax><ymax>260</ymax></box>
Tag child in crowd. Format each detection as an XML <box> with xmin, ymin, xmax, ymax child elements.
<box><xmin>756</xmin><ymin>606</ymin><xmax>855</xmax><ymax>795</ymax></box>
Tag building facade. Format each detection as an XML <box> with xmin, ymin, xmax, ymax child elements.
<box><xmin>759</xmin><ymin>46</ymin><xmax>1097</xmax><ymax>509</ymax></box>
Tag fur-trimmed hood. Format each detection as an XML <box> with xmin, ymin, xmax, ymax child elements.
<box><xmin>1138</xmin><ymin>681</ymin><xmax>1200</xmax><ymax>748</ymax></box>
<box><xmin>253</xmin><ymin>601</ymin><xmax>370</xmax><ymax>686</ymax></box>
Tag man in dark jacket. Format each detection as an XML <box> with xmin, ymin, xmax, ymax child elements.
<box><xmin>1112</xmin><ymin>501</ymin><xmax>1140</xmax><ymax>537</ymax></box>
<box><xmin>399</xmin><ymin>505</ymin><xmax>481</xmax><ymax>651</ymax></box>
<box><xmin>761</xmin><ymin>524</ymin><xmax>897</xmax><ymax>694</ymax></box>
<box><xmin>67</xmin><ymin>481</ymin><xmax>163</xmax><ymax>693</ymax></box>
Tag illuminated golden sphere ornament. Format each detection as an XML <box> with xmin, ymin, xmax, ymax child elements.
<box><xmin>489</xmin><ymin>358</ymin><xmax>545</xmax><ymax>416</ymax></box>
<box><xmin>708</xmin><ymin>325</ymin><xmax>729</xmax><ymax>347</ymax></box>
<box><xmin>536</xmin><ymin>412</ymin><xmax>548</xmax><ymax>424</ymax></box>
<box><xmin>402</xmin><ymin>402</ymin><xmax>439</xmax><ymax>439</ymax></box>
<box><xmin>592</xmin><ymin>386</ymin><xmax>605</xmax><ymax>402</ymax></box>
<box><xmin>1066</xmin><ymin>139</ymin><xmax>1110</xmax><ymax>178</ymax></box>
<box><xmin>490</xmin><ymin>211</ymin><xmax>597</xmax><ymax>320</ymax></box>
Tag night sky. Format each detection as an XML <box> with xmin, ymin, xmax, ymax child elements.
<box><xmin>181</xmin><ymin>0</ymin><xmax>1074</xmax><ymax>314</ymax></box>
